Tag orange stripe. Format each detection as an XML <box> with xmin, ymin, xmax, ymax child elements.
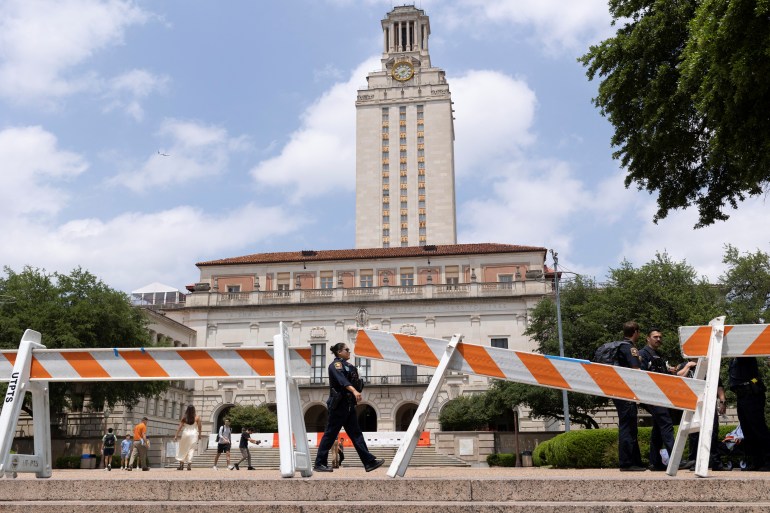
<box><xmin>516</xmin><ymin>353</ymin><xmax>570</xmax><ymax>389</ymax></box>
<box><xmin>178</xmin><ymin>351</ymin><xmax>228</xmax><ymax>377</ymax></box>
<box><xmin>61</xmin><ymin>352</ymin><xmax>110</xmax><ymax>378</ymax></box>
<box><xmin>681</xmin><ymin>326</ymin><xmax>712</xmax><ymax>357</ymax></box>
<box><xmin>3</xmin><ymin>353</ymin><xmax>16</xmax><ymax>366</ymax></box>
<box><xmin>682</xmin><ymin>325</ymin><xmax>734</xmax><ymax>356</ymax></box>
<box><xmin>235</xmin><ymin>349</ymin><xmax>274</xmax><ymax>376</ymax></box>
<box><xmin>647</xmin><ymin>373</ymin><xmax>698</xmax><ymax>410</ymax></box>
<box><xmin>456</xmin><ymin>343</ymin><xmax>505</xmax><ymax>378</ymax></box>
<box><xmin>121</xmin><ymin>351</ymin><xmax>169</xmax><ymax>378</ymax></box>
<box><xmin>394</xmin><ymin>334</ymin><xmax>439</xmax><ymax>367</ymax></box>
<box><xmin>294</xmin><ymin>348</ymin><xmax>312</xmax><ymax>367</ymax></box>
<box><xmin>583</xmin><ymin>363</ymin><xmax>637</xmax><ymax>401</ymax></box>
<box><xmin>30</xmin><ymin>356</ymin><xmax>52</xmax><ymax>379</ymax></box>
<box><xmin>273</xmin><ymin>432</ymin><xmax>280</xmax><ymax>448</ymax></box>
<box><xmin>354</xmin><ymin>331</ymin><xmax>384</xmax><ymax>360</ymax></box>
<box><xmin>744</xmin><ymin>325</ymin><xmax>770</xmax><ymax>355</ymax></box>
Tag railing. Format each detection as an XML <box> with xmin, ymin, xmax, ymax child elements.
<box><xmin>186</xmin><ymin>281</ymin><xmax>551</xmax><ymax>308</ymax></box>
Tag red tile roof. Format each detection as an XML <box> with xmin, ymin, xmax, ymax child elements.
<box><xmin>197</xmin><ymin>243</ymin><xmax>547</xmax><ymax>267</ymax></box>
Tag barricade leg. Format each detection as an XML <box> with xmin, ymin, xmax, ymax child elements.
<box><xmin>387</xmin><ymin>334</ymin><xmax>461</xmax><ymax>478</ymax></box>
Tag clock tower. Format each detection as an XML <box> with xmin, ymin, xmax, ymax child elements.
<box><xmin>355</xmin><ymin>6</ymin><xmax>457</xmax><ymax>249</ymax></box>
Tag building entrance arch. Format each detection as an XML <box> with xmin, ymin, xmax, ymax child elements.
<box><xmin>395</xmin><ymin>402</ymin><xmax>418</xmax><ymax>431</ymax></box>
<box><xmin>214</xmin><ymin>405</ymin><xmax>233</xmax><ymax>432</ymax></box>
<box><xmin>355</xmin><ymin>404</ymin><xmax>377</xmax><ymax>431</ymax></box>
<box><xmin>304</xmin><ymin>404</ymin><xmax>328</xmax><ymax>433</ymax></box>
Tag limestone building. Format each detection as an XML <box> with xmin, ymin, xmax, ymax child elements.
<box><xmin>356</xmin><ymin>5</ymin><xmax>456</xmax><ymax>248</ymax></box>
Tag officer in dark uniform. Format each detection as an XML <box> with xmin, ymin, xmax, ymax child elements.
<box><xmin>313</xmin><ymin>342</ymin><xmax>385</xmax><ymax>473</ymax></box>
<box><xmin>612</xmin><ymin>321</ymin><xmax>645</xmax><ymax>471</ymax></box>
<box><xmin>638</xmin><ymin>328</ymin><xmax>675</xmax><ymax>471</ymax></box>
<box><xmin>728</xmin><ymin>357</ymin><xmax>770</xmax><ymax>471</ymax></box>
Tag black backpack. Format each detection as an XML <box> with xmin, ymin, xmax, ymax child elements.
<box><xmin>593</xmin><ymin>340</ymin><xmax>628</xmax><ymax>365</ymax></box>
<box><xmin>104</xmin><ymin>433</ymin><xmax>116</xmax><ymax>448</ymax></box>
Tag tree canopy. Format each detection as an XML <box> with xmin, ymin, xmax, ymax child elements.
<box><xmin>580</xmin><ymin>0</ymin><xmax>770</xmax><ymax>227</ymax></box>
<box><xmin>0</xmin><ymin>266</ymin><xmax>167</xmax><ymax>415</ymax></box>
<box><xmin>226</xmin><ymin>405</ymin><xmax>278</xmax><ymax>433</ymax></box>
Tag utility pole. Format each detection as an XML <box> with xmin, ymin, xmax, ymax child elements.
<box><xmin>551</xmin><ymin>249</ymin><xmax>571</xmax><ymax>432</ymax></box>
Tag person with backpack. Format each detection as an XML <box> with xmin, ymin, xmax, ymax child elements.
<box><xmin>212</xmin><ymin>418</ymin><xmax>232</xmax><ymax>470</ymax></box>
<box><xmin>101</xmin><ymin>427</ymin><xmax>116</xmax><ymax>471</ymax></box>
<box><xmin>607</xmin><ymin>321</ymin><xmax>645</xmax><ymax>471</ymax></box>
<box><xmin>638</xmin><ymin>328</ymin><xmax>675</xmax><ymax>471</ymax></box>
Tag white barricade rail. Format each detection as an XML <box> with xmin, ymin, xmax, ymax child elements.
<box><xmin>671</xmin><ymin>317</ymin><xmax>770</xmax><ymax>478</ymax></box>
<box><xmin>273</xmin><ymin>322</ymin><xmax>312</xmax><ymax>478</ymax></box>
<box><xmin>355</xmin><ymin>328</ymin><xmax>708</xmax><ymax>478</ymax></box>
<box><xmin>0</xmin><ymin>327</ymin><xmax>311</xmax><ymax>478</ymax></box>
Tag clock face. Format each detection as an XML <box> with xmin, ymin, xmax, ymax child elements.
<box><xmin>392</xmin><ymin>62</ymin><xmax>414</xmax><ymax>81</ymax></box>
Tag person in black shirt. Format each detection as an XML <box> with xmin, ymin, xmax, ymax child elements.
<box><xmin>612</xmin><ymin>321</ymin><xmax>645</xmax><ymax>471</ymax></box>
<box><xmin>313</xmin><ymin>342</ymin><xmax>384</xmax><ymax>473</ymax></box>
<box><xmin>233</xmin><ymin>427</ymin><xmax>260</xmax><ymax>470</ymax></box>
<box><xmin>638</xmin><ymin>329</ymin><xmax>675</xmax><ymax>470</ymax></box>
<box><xmin>728</xmin><ymin>357</ymin><xmax>770</xmax><ymax>471</ymax></box>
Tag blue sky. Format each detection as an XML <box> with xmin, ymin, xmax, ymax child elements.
<box><xmin>1</xmin><ymin>0</ymin><xmax>767</xmax><ymax>293</ymax></box>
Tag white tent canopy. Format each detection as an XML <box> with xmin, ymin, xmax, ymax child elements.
<box><xmin>131</xmin><ymin>282</ymin><xmax>184</xmax><ymax>306</ymax></box>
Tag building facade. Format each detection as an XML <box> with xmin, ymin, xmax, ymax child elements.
<box><xmin>356</xmin><ymin>6</ymin><xmax>456</xmax><ymax>248</ymax></box>
<box><xmin>167</xmin><ymin>244</ymin><xmax>556</xmax><ymax>435</ymax></box>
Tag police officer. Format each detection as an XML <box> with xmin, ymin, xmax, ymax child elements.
<box><xmin>638</xmin><ymin>328</ymin><xmax>675</xmax><ymax>471</ymax></box>
<box><xmin>613</xmin><ymin>321</ymin><xmax>645</xmax><ymax>471</ymax></box>
<box><xmin>313</xmin><ymin>342</ymin><xmax>385</xmax><ymax>473</ymax></box>
<box><xmin>728</xmin><ymin>357</ymin><xmax>770</xmax><ymax>471</ymax></box>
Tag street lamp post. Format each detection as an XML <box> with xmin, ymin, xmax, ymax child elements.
<box><xmin>551</xmin><ymin>249</ymin><xmax>571</xmax><ymax>432</ymax></box>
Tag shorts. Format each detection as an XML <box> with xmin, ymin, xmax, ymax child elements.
<box><xmin>217</xmin><ymin>443</ymin><xmax>231</xmax><ymax>454</ymax></box>
<box><xmin>121</xmin><ymin>451</ymin><xmax>130</xmax><ymax>458</ymax></box>
<box><xmin>103</xmin><ymin>448</ymin><xmax>115</xmax><ymax>456</ymax></box>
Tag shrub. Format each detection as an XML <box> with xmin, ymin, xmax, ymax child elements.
<box><xmin>532</xmin><ymin>424</ymin><xmax>739</xmax><ymax>468</ymax></box>
<box><xmin>54</xmin><ymin>456</ymin><xmax>82</xmax><ymax>469</ymax></box>
<box><xmin>487</xmin><ymin>453</ymin><xmax>517</xmax><ymax>467</ymax></box>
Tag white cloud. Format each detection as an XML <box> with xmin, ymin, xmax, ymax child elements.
<box><xmin>451</xmin><ymin>70</ymin><xmax>537</xmax><ymax>178</ymax></box>
<box><xmin>441</xmin><ymin>0</ymin><xmax>613</xmax><ymax>54</ymax></box>
<box><xmin>459</xmin><ymin>158</ymin><xmax>591</xmax><ymax>253</ymax></box>
<box><xmin>619</xmin><ymin>195</ymin><xmax>770</xmax><ymax>282</ymax></box>
<box><xmin>0</xmin><ymin>204</ymin><xmax>298</xmax><ymax>291</ymax></box>
<box><xmin>0</xmin><ymin>126</ymin><xmax>88</xmax><ymax>218</ymax></box>
<box><xmin>0</xmin><ymin>0</ymin><xmax>151</xmax><ymax>104</ymax></box>
<box><xmin>249</xmin><ymin>57</ymin><xmax>379</xmax><ymax>203</ymax></box>
<box><xmin>109</xmin><ymin>118</ymin><xmax>252</xmax><ymax>192</ymax></box>
<box><xmin>103</xmin><ymin>69</ymin><xmax>170</xmax><ymax>121</ymax></box>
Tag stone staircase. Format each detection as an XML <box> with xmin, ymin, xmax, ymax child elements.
<box><xmin>167</xmin><ymin>446</ymin><xmax>470</xmax><ymax>469</ymax></box>
<box><xmin>1</xmin><ymin>472</ymin><xmax>768</xmax><ymax>511</ymax></box>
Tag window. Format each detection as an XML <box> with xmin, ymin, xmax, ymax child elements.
<box><xmin>311</xmin><ymin>343</ymin><xmax>326</xmax><ymax>384</ymax></box>
<box><xmin>400</xmin><ymin>271</ymin><xmax>414</xmax><ymax>286</ymax></box>
<box><xmin>320</xmin><ymin>271</ymin><xmax>333</xmax><ymax>289</ymax></box>
<box><xmin>277</xmin><ymin>272</ymin><xmax>290</xmax><ymax>291</ymax></box>
<box><xmin>226</xmin><ymin>285</ymin><xmax>241</xmax><ymax>293</ymax></box>
<box><xmin>401</xmin><ymin>364</ymin><xmax>417</xmax><ymax>384</ymax></box>
<box><xmin>491</xmin><ymin>338</ymin><xmax>509</xmax><ymax>349</ymax></box>
<box><xmin>360</xmin><ymin>271</ymin><xmax>373</xmax><ymax>288</ymax></box>
<box><xmin>355</xmin><ymin>357</ymin><xmax>371</xmax><ymax>383</ymax></box>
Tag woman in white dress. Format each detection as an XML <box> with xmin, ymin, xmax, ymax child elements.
<box><xmin>173</xmin><ymin>405</ymin><xmax>202</xmax><ymax>470</ymax></box>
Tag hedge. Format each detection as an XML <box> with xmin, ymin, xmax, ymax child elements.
<box><xmin>487</xmin><ymin>453</ymin><xmax>517</xmax><ymax>467</ymax></box>
<box><xmin>531</xmin><ymin>425</ymin><xmax>739</xmax><ymax>468</ymax></box>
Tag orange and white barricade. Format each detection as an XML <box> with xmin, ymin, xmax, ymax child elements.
<box><xmin>0</xmin><ymin>324</ymin><xmax>311</xmax><ymax>478</ymax></box>
<box><xmin>355</xmin><ymin>328</ymin><xmax>707</xmax><ymax>477</ymax></box>
<box><xmin>673</xmin><ymin>316</ymin><xmax>770</xmax><ymax>477</ymax></box>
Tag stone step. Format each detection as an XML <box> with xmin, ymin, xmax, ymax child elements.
<box><xmin>167</xmin><ymin>446</ymin><xmax>470</xmax><ymax>468</ymax></box>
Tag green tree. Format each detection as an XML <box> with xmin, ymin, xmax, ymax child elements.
<box><xmin>0</xmin><ymin>266</ymin><xmax>167</xmax><ymax>416</ymax></box>
<box><xmin>226</xmin><ymin>405</ymin><xmax>278</xmax><ymax>433</ymax></box>
<box><xmin>720</xmin><ymin>245</ymin><xmax>770</xmax><ymax>324</ymax></box>
<box><xmin>580</xmin><ymin>0</ymin><xmax>770</xmax><ymax>227</ymax></box>
<box><xmin>438</xmin><ymin>394</ymin><xmax>495</xmax><ymax>431</ymax></box>
<box><xmin>506</xmin><ymin>253</ymin><xmax>723</xmax><ymax>427</ymax></box>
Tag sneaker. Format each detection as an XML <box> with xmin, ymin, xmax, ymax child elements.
<box><xmin>126</xmin><ymin>467</ymin><xmax>132</xmax><ymax>471</ymax></box>
<box><xmin>619</xmin><ymin>465</ymin><xmax>647</xmax><ymax>472</ymax></box>
<box><xmin>228</xmin><ymin>465</ymin><xmax>234</xmax><ymax>470</ymax></box>
<box><xmin>648</xmin><ymin>465</ymin><xmax>666</xmax><ymax>472</ymax></box>
<box><xmin>103</xmin><ymin>467</ymin><xmax>108</xmax><ymax>471</ymax></box>
<box><xmin>313</xmin><ymin>464</ymin><xmax>333</xmax><ymax>472</ymax></box>
<box><xmin>233</xmin><ymin>463</ymin><xmax>239</xmax><ymax>470</ymax></box>
<box><xmin>212</xmin><ymin>466</ymin><xmax>218</xmax><ymax>471</ymax></box>
<box><xmin>247</xmin><ymin>466</ymin><xmax>255</xmax><ymax>470</ymax></box>
<box><xmin>107</xmin><ymin>465</ymin><xmax>111</xmax><ymax>471</ymax></box>
<box><xmin>141</xmin><ymin>467</ymin><xmax>149</xmax><ymax>471</ymax></box>
<box><xmin>365</xmin><ymin>458</ymin><xmax>385</xmax><ymax>472</ymax></box>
